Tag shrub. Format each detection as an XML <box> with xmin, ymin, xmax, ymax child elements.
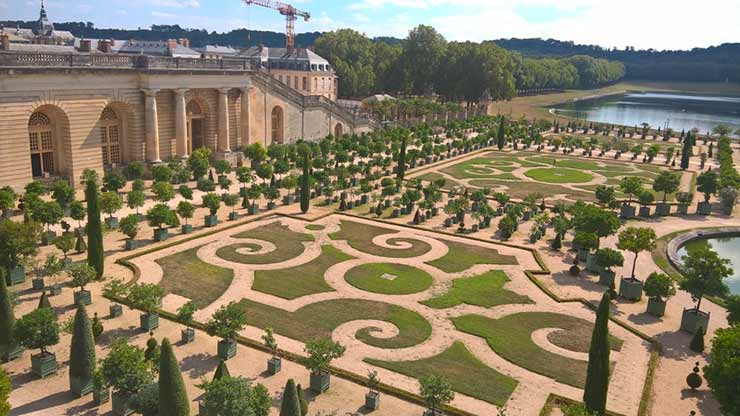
<box><xmin>704</xmin><ymin>326</ymin><xmax>740</xmax><ymax>414</ymax></box>
<box><xmin>690</xmin><ymin>327</ymin><xmax>705</xmax><ymax>352</ymax></box>
<box><xmin>304</xmin><ymin>338</ymin><xmax>345</xmax><ymax>375</ymax></box>
<box><xmin>119</xmin><ymin>214</ymin><xmax>140</xmax><ymax>240</ymax></box>
<box><xmin>643</xmin><ymin>272</ymin><xmax>676</xmax><ymax>301</ymax></box>
<box><xmin>100</xmin><ymin>338</ymin><xmax>154</xmax><ymax>396</ymax></box>
<box><xmin>69</xmin><ymin>303</ymin><xmax>95</xmax><ymax>393</ymax></box>
<box><xmin>419</xmin><ymin>375</ymin><xmax>454</xmax><ymax>413</ymax></box>
<box><xmin>206</xmin><ymin>302</ymin><xmax>247</xmax><ymax>341</ymax></box>
<box><xmin>127</xmin><ymin>283</ymin><xmax>164</xmax><ymax>316</ymax></box>
<box><xmin>15</xmin><ymin>307</ymin><xmax>59</xmax><ymax>355</ymax></box>
<box><xmin>686</xmin><ymin>362</ymin><xmax>703</xmax><ymax>390</ymax></box>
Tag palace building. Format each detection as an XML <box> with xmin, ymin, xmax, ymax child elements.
<box><xmin>0</xmin><ymin>4</ymin><xmax>369</xmax><ymax>191</ymax></box>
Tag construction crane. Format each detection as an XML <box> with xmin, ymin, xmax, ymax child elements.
<box><xmin>243</xmin><ymin>0</ymin><xmax>310</xmax><ymax>50</ymax></box>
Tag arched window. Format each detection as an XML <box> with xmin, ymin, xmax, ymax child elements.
<box><xmin>28</xmin><ymin>112</ymin><xmax>55</xmax><ymax>177</ymax></box>
<box><xmin>100</xmin><ymin>107</ymin><xmax>121</xmax><ymax>167</ymax></box>
<box><xmin>335</xmin><ymin>123</ymin><xmax>344</xmax><ymax>138</ymax></box>
<box><xmin>271</xmin><ymin>106</ymin><xmax>284</xmax><ymax>144</ymax></box>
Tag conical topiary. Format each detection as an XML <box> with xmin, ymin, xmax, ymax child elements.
<box><xmin>300</xmin><ymin>152</ymin><xmax>310</xmax><ymax>214</ymax></box>
<box><xmin>145</xmin><ymin>333</ymin><xmax>160</xmax><ymax>365</ymax></box>
<box><xmin>75</xmin><ymin>234</ymin><xmax>86</xmax><ymax>254</ymax></box>
<box><xmin>91</xmin><ymin>312</ymin><xmax>103</xmax><ymax>341</ymax></box>
<box><xmin>69</xmin><ymin>303</ymin><xmax>95</xmax><ymax>395</ymax></box>
<box><xmin>279</xmin><ymin>378</ymin><xmax>301</xmax><ymax>416</ymax></box>
<box><xmin>0</xmin><ymin>274</ymin><xmax>19</xmax><ymax>361</ymax></box>
<box><xmin>159</xmin><ymin>338</ymin><xmax>189</xmax><ymax>416</ymax></box>
<box><xmin>85</xmin><ymin>175</ymin><xmax>104</xmax><ymax>277</ymax></box>
<box><xmin>296</xmin><ymin>383</ymin><xmax>308</xmax><ymax>416</ymax></box>
<box><xmin>212</xmin><ymin>359</ymin><xmax>230</xmax><ymax>382</ymax></box>
<box><xmin>690</xmin><ymin>327</ymin><xmax>705</xmax><ymax>353</ymax></box>
<box><xmin>37</xmin><ymin>291</ymin><xmax>51</xmax><ymax>310</ymax></box>
<box><xmin>584</xmin><ymin>291</ymin><xmax>611</xmax><ymax>415</ymax></box>
<box><xmin>686</xmin><ymin>362</ymin><xmax>703</xmax><ymax>389</ymax></box>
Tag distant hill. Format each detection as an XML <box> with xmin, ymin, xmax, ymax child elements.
<box><xmin>494</xmin><ymin>38</ymin><xmax>740</xmax><ymax>83</ymax></box>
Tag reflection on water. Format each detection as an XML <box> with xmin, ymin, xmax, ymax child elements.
<box><xmin>677</xmin><ymin>237</ymin><xmax>740</xmax><ymax>295</ymax></box>
<box><xmin>551</xmin><ymin>92</ymin><xmax>740</xmax><ymax>136</ymax></box>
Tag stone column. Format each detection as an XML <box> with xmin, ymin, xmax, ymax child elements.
<box><xmin>239</xmin><ymin>84</ymin><xmax>251</xmax><ymax>147</ymax></box>
<box><xmin>217</xmin><ymin>88</ymin><xmax>231</xmax><ymax>153</ymax></box>
<box><xmin>143</xmin><ymin>89</ymin><xmax>161</xmax><ymax>163</ymax></box>
<box><xmin>174</xmin><ymin>89</ymin><xmax>188</xmax><ymax>158</ymax></box>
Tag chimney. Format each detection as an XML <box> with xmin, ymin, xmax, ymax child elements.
<box><xmin>79</xmin><ymin>38</ymin><xmax>91</xmax><ymax>53</ymax></box>
<box><xmin>98</xmin><ymin>39</ymin><xmax>111</xmax><ymax>53</ymax></box>
<box><xmin>0</xmin><ymin>32</ymin><xmax>9</xmax><ymax>51</ymax></box>
<box><xmin>167</xmin><ymin>39</ymin><xmax>178</xmax><ymax>55</ymax></box>
<box><xmin>178</xmin><ymin>38</ymin><xmax>189</xmax><ymax>48</ymax></box>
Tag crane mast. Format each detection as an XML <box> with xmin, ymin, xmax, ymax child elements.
<box><xmin>243</xmin><ymin>0</ymin><xmax>310</xmax><ymax>50</ymax></box>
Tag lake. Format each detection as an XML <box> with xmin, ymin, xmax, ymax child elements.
<box><xmin>550</xmin><ymin>92</ymin><xmax>740</xmax><ymax>136</ymax></box>
<box><xmin>677</xmin><ymin>237</ymin><xmax>740</xmax><ymax>296</ymax></box>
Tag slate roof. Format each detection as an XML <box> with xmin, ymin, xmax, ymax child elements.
<box><xmin>118</xmin><ymin>40</ymin><xmax>201</xmax><ymax>58</ymax></box>
<box><xmin>237</xmin><ymin>46</ymin><xmax>332</xmax><ymax>72</ymax></box>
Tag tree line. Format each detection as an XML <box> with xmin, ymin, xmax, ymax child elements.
<box><xmin>314</xmin><ymin>26</ymin><xmax>625</xmax><ymax>100</ymax></box>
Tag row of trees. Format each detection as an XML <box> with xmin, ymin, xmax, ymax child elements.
<box><xmin>314</xmin><ymin>26</ymin><xmax>624</xmax><ymax>100</ymax></box>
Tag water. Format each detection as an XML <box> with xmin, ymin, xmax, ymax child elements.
<box><xmin>550</xmin><ymin>92</ymin><xmax>740</xmax><ymax>136</ymax></box>
<box><xmin>677</xmin><ymin>237</ymin><xmax>740</xmax><ymax>295</ymax></box>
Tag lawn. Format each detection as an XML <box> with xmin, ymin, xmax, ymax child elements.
<box><xmin>305</xmin><ymin>224</ymin><xmax>325</xmax><ymax>231</ymax></box>
<box><xmin>155</xmin><ymin>246</ymin><xmax>234</xmax><ymax>308</ymax></box>
<box><xmin>330</xmin><ymin>219</ymin><xmax>432</xmax><ymax>258</ymax></box>
<box><xmin>217</xmin><ymin>221</ymin><xmax>314</xmax><ymax>264</ymax></box>
<box><xmin>468</xmin><ymin>179</ymin><xmax>596</xmax><ymax>202</ymax></box>
<box><xmin>365</xmin><ymin>341</ymin><xmax>518</xmax><ymax>406</ymax></box>
<box><xmin>427</xmin><ymin>240</ymin><xmax>517</xmax><ymax>273</ymax></box>
<box><xmin>237</xmin><ymin>298</ymin><xmax>432</xmax><ymax>349</ymax></box>
<box><xmin>524</xmin><ymin>168</ymin><xmax>594</xmax><ymax>184</ymax></box>
<box><xmin>452</xmin><ymin>312</ymin><xmax>621</xmax><ymax>388</ymax></box>
<box><xmin>422</xmin><ymin>271</ymin><xmax>532</xmax><ymax>309</ymax></box>
<box><xmin>345</xmin><ymin>263</ymin><xmax>434</xmax><ymax>295</ymax></box>
<box><xmin>252</xmin><ymin>245</ymin><xmax>353</xmax><ymax>300</ymax></box>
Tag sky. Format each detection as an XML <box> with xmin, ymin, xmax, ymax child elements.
<box><xmin>2</xmin><ymin>0</ymin><xmax>739</xmax><ymax>50</ymax></box>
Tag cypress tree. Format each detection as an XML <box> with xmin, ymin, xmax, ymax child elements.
<box><xmin>159</xmin><ymin>338</ymin><xmax>189</xmax><ymax>416</ymax></box>
<box><xmin>690</xmin><ymin>326</ymin><xmax>705</xmax><ymax>353</ymax></box>
<box><xmin>584</xmin><ymin>291</ymin><xmax>611</xmax><ymax>415</ymax></box>
<box><xmin>680</xmin><ymin>132</ymin><xmax>692</xmax><ymax>170</ymax></box>
<box><xmin>0</xmin><ymin>274</ymin><xmax>19</xmax><ymax>362</ymax></box>
<box><xmin>69</xmin><ymin>303</ymin><xmax>95</xmax><ymax>395</ymax></box>
<box><xmin>85</xmin><ymin>174</ymin><xmax>104</xmax><ymax>277</ymax></box>
<box><xmin>300</xmin><ymin>151</ymin><xmax>310</xmax><ymax>214</ymax></box>
<box><xmin>396</xmin><ymin>134</ymin><xmax>407</xmax><ymax>188</ymax></box>
<box><xmin>37</xmin><ymin>290</ymin><xmax>51</xmax><ymax>309</ymax></box>
<box><xmin>497</xmin><ymin>117</ymin><xmax>506</xmax><ymax>150</ymax></box>
<box><xmin>212</xmin><ymin>359</ymin><xmax>230</xmax><ymax>382</ymax></box>
<box><xmin>279</xmin><ymin>378</ymin><xmax>301</xmax><ymax>416</ymax></box>
<box><xmin>0</xmin><ymin>367</ymin><xmax>9</xmax><ymax>416</ymax></box>
<box><xmin>296</xmin><ymin>384</ymin><xmax>308</xmax><ymax>416</ymax></box>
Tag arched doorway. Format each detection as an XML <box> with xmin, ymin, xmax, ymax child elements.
<box><xmin>28</xmin><ymin>111</ymin><xmax>59</xmax><ymax>178</ymax></box>
<box><xmin>334</xmin><ymin>123</ymin><xmax>344</xmax><ymax>138</ymax></box>
<box><xmin>99</xmin><ymin>107</ymin><xmax>122</xmax><ymax>168</ymax></box>
<box><xmin>271</xmin><ymin>106</ymin><xmax>284</xmax><ymax>144</ymax></box>
<box><xmin>186</xmin><ymin>100</ymin><xmax>206</xmax><ymax>153</ymax></box>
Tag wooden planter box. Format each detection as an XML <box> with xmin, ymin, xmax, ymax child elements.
<box><xmin>181</xmin><ymin>328</ymin><xmax>195</xmax><ymax>344</ymax></box>
<box><xmin>586</xmin><ymin>253</ymin><xmax>603</xmax><ymax>274</ymax></box>
<box><xmin>677</xmin><ymin>204</ymin><xmax>689</xmax><ymax>215</ymax></box>
<box><xmin>32</xmin><ymin>277</ymin><xmax>45</xmax><ymax>290</ymax></box>
<box><xmin>680</xmin><ymin>308</ymin><xmax>710</xmax><ymax>334</ymax></box>
<box><xmin>620</xmin><ymin>204</ymin><xmax>636</xmax><ymax>219</ymax></box>
<box><xmin>577</xmin><ymin>249</ymin><xmax>589</xmax><ymax>262</ymax></box>
<box><xmin>267</xmin><ymin>357</ymin><xmax>282</xmax><ymax>375</ymax></box>
<box><xmin>655</xmin><ymin>203</ymin><xmax>671</xmax><ymax>216</ymax></box>
<box><xmin>111</xmin><ymin>391</ymin><xmax>133</xmax><ymax>416</ymax></box>
<box><xmin>93</xmin><ymin>387</ymin><xmax>110</xmax><ymax>406</ymax></box>
<box><xmin>218</xmin><ymin>338</ymin><xmax>237</xmax><ymax>360</ymax></box>
<box><xmin>204</xmin><ymin>215</ymin><xmax>219</xmax><ymax>227</ymax></box>
<box><xmin>722</xmin><ymin>204</ymin><xmax>734</xmax><ymax>215</ymax></box>
<box><xmin>696</xmin><ymin>201</ymin><xmax>712</xmax><ymax>215</ymax></box>
<box><xmin>105</xmin><ymin>217</ymin><xmax>119</xmax><ymax>229</ymax></box>
<box><xmin>267</xmin><ymin>202</ymin><xmax>276</xmax><ymax>210</ymax></box>
<box><xmin>598</xmin><ymin>269</ymin><xmax>616</xmax><ymax>287</ymax></box>
<box><xmin>365</xmin><ymin>391</ymin><xmax>380</xmax><ymax>410</ymax></box>
<box><xmin>181</xmin><ymin>224</ymin><xmax>193</xmax><ymax>234</ymax></box>
<box><xmin>423</xmin><ymin>409</ymin><xmax>445</xmax><ymax>416</ymax></box>
<box><xmin>647</xmin><ymin>297</ymin><xmax>667</xmax><ymax>317</ymax></box>
<box><xmin>124</xmin><ymin>239</ymin><xmax>138</xmax><ymax>251</ymax></box>
<box><xmin>639</xmin><ymin>206</ymin><xmax>652</xmax><ymax>217</ymax></box>
<box><xmin>140</xmin><ymin>313</ymin><xmax>159</xmax><ymax>331</ymax></box>
<box><xmin>228</xmin><ymin>212</ymin><xmax>239</xmax><ymax>221</ymax></box>
<box><xmin>7</xmin><ymin>265</ymin><xmax>25</xmax><ymax>285</ymax></box>
<box><xmin>2</xmin><ymin>345</ymin><xmax>23</xmax><ymax>363</ymax></box>
<box><xmin>154</xmin><ymin>228</ymin><xmax>169</xmax><ymax>242</ymax></box>
<box><xmin>74</xmin><ymin>289</ymin><xmax>92</xmax><ymax>306</ymax></box>
<box><xmin>31</xmin><ymin>351</ymin><xmax>57</xmax><ymax>378</ymax></box>
<box><xmin>619</xmin><ymin>277</ymin><xmax>643</xmax><ymax>301</ymax></box>
<box><xmin>70</xmin><ymin>374</ymin><xmax>94</xmax><ymax>396</ymax></box>
<box><xmin>109</xmin><ymin>303</ymin><xmax>123</xmax><ymax>318</ymax></box>
<box><xmin>49</xmin><ymin>284</ymin><xmax>62</xmax><ymax>296</ymax></box>
<box><xmin>310</xmin><ymin>371</ymin><xmax>331</xmax><ymax>394</ymax></box>
<box><xmin>42</xmin><ymin>231</ymin><xmax>57</xmax><ymax>246</ymax></box>
<box><xmin>283</xmin><ymin>195</ymin><xmax>295</xmax><ymax>205</ymax></box>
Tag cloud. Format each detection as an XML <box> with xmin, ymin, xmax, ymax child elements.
<box><xmin>148</xmin><ymin>0</ymin><xmax>199</xmax><ymax>8</ymax></box>
<box><xmin>151</xmin><ymin>11</ymin><xmax>177</xmax><ymax>19</ymax></box>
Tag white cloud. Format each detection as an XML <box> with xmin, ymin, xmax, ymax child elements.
<box><xmin>151</xmin><ymin>11</ymin><xmax>177</xmax><ymax>19</ymax></box>
<box><xmin>148</xmin><ymin>0</ymin><xmax>199</xmax><ymax>8</ymax></box>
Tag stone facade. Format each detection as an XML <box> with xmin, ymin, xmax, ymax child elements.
<box><xmin>0</xmin><ymin>53</ymin><xmax>372</xmax><ymax>190</ymax></box>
